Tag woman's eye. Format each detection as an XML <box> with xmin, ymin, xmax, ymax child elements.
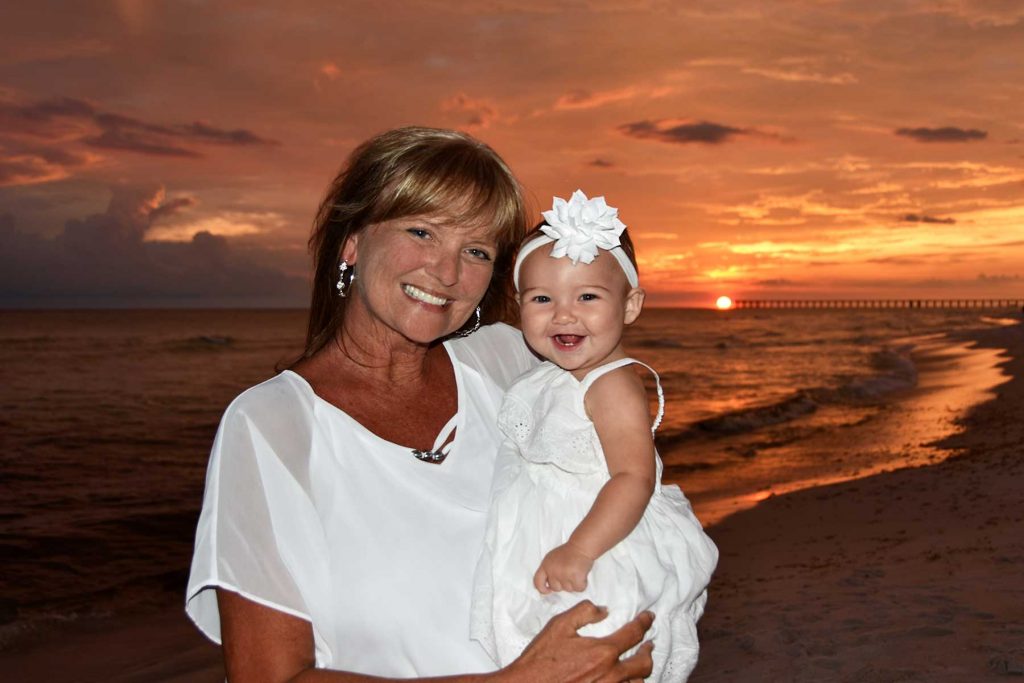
<box><xmin>407</xmin><ymin>228</ymin><xmax>431</xmax><ymax>239</ymax></box>
<box><xmin>466</xmin><ymin>248</ymin><xmax>493</xmax><ymax>261</ymax></box>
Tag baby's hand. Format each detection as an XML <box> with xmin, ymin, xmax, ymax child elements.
<box><xmin>533</xmin><ymin>543</ymin><xmax>595</xmax><ymax>594</ymax></box>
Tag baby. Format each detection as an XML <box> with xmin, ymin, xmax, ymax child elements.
<box><xmin>471</xmin><ymin>191</ymin><xmax>719</xmax><ymax>681</ymax></box>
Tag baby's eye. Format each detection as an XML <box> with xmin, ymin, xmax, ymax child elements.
<box><xmin>465</xmin><ymin>247</ymin><xmax>493</xmax><ymax>261</ymax></box>
<box><xmin>579</xmin><ymin>293</ymin><xmax>599</xmax><ymax>301</ymax></box>
<box><xmin>531</xmin><ymin>295</ymin><xmax>551</xmax><ymax>304</ymax></box>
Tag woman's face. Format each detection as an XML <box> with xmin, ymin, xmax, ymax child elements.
<box><xmin>342</xmin><ymin>213</ymin><xmax>498</xmax><ymax>345</ymax></box>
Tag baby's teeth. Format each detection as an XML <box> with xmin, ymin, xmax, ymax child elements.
<box><xmin>404</xmin><ymin>284</ymin><xmax>448</xmax><ymax>306</ymax></box>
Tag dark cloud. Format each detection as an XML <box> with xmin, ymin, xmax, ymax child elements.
<box><xmin>867</xmin><ymin>255</ymin><xmax>930</xmax><ymax>265</ymax></box>
<box><xmin>183</xmin><ymin>121</ymin><xmax>278</xmax><ymax>146</ymax></box>
<box><xmin>0</xmin><ymin>141</ymin><xmax>94</xmax><ymax>187</ymax></box>
<box><xmin>753</xmin><ymin>278</ymin><xmax>801</xmax><ymax>286</ymax></box>
<box><xmin>0</xmin><ymin>184</ymin><xmax>306</xmax><ymax>306</ymax></box>
<box><xmin>618</xmin><ymin>119</ymin><xmax>788</xmax><ymax>145</ymax></box>
<box><xmin>977</xmin><ymin>273</ymin><xmax>1021</xmax><ymax>282</ymax></box>
<box><xmin>0</xmin><ymin>97</ymin><xmax>97</xmax><ymax>138</ymax></box>
<box><xmin>93</xmin><ymin>111</ymin><xmax>177</xmax><ymax>136</ymax></box>
<box><xmin>894</xmin><ymin>126</ymin><xmax>987</xmax><ymax>143</ymax></box>
<box><xmin>441</xmin><ymin>94</ymin><xmax>498</xmax><ymax>129</ymax></box>
<box><xmin>84</xmin><ymin>129</ymin><xmax>202</xmax><ymax>158</ymax></box>
<box><xmin>149</xmin><ymin>196</ymin><xmax>198</xmax><ymax>221</ymax></box>
<box><xmin>619</xmin><ymin>120</ymin><xmax>745</xmax><ymax>145</ymax></box>
<box><xmin>0</xmin><ymin>96</ymin><xmax>279</xmax><ymax>171</ymax></box>
<box><xmin>588</xmin><ymin>158</ymin><xmax>615</xmax><ymax>168</ymax></box>
<box><xmin>900</xmin><ymin>213</ymin><xmax>956</xmax><ymax>224</ymax></box>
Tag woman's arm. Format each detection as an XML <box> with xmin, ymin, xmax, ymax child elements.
<box><xmin>217</xmin><ymin>590</ymin><xmax>653</xmax><ymax>682</ymax></box>
<box><xmin>533</xmin><ymin>368</ymin><xmax>656</xmax><ymax>594</ymax></box>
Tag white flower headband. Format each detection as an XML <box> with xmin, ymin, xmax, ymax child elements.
<box><xmin>513</xmin><ymin>189</ymin><xmax>639</xmax><ymax>290</ymax></box>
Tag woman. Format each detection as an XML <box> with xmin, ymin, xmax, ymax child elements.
<box><xmin>186</xmin><ymin>127</ymin><xmax>654</xmax><ymax>681</ymax></box>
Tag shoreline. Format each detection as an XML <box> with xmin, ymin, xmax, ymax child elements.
<box><xmin>692</xmin><ymin>321</ymin><xmax>1024</xmax><ymax>681</ymax></box>
<box><xmin>677</xmin><ymin>324</ymin><xmax>1011</xmax><ymax>526</ymax></box>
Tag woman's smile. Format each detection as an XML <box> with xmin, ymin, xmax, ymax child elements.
<box><xmin>402</xmin><ymin>283</ymin><xmax>452</xmax><ymax>308</ymax></box>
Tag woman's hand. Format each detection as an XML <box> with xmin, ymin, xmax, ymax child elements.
<box><xmin>501</xmin><ymin>600</ymin><xmax>654</xmax><ymax>682</ymax></box>
<box><xmin>534</xmin><ymin>543</ymin><xmax>595</xmax><ymax>593</ymax></box>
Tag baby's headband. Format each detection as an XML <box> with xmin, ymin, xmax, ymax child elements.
<box><xmin>513</xmin><ymin>190</ymin><xmax>639</xmax><ymax>291</ymax></box>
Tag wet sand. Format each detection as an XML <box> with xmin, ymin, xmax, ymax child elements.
<box><xmin>2</xmin><ymin>323</ymin><xmax>1021</xmax><ymax>682</ymax></box>
<box><xmin>692</xmin><ymin>321</ymin><xmax>1024</xmax><ymax>681</ymax></box>
<box><xmin>0</xmin><ymin>609</ymin><xmax>222</xmax><ymax>683</ymax></box>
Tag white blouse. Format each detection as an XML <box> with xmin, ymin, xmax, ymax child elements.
<box><xmin>186</xmin><ymin>323</ymin><xmax>537</xmax><ymax>677</ymax></box>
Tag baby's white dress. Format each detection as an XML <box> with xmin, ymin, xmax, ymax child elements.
<box><xmin>471</xmin><ymin>358</ymin><xmax>719</xmax><ymax>682</ymax></box>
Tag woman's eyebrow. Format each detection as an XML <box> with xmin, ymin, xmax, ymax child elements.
<box><xmin>407</xmin><ymin>215</ymin><xmax>447</xmax><ymax>226</ymax></box>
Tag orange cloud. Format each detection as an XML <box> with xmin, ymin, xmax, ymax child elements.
<box><xmin>554</xmin><ymin>85</ymin><xmax>674</xmax><ymax>111</ymax></box>
<box><xmin>742</xmin><ymin>67</ymin><xmax>858</xmax><ymax>85</ymax></box>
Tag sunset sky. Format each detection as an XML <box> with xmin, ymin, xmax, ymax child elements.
<box><xmin>1</xmin><ymin>1</ymin><xmax>1022</xmax><ymax>307</ymax></box>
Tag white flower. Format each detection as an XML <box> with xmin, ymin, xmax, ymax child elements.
<box><xmin>540</xmin><ymin>189</ymin><xmax>627</xmax><ymax>264</ymax></box>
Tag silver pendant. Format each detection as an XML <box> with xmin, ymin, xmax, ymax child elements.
<box><xmin>411</xmin><ymin>449</ymin><xmax>448</xmax><ymax>464</ymax></box>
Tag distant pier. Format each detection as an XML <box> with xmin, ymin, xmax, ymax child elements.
<box><xmin>733</xmin><ymin>298</ymin><xmax>1024</xmax><ymax>310</ymax></box>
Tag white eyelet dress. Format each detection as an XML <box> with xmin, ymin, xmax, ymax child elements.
<box><xmin>470</xmin><ymin>358</ymin><xmax>719</xmax><ymax>682</ymax></box>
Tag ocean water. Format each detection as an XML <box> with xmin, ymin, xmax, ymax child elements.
<box><xmin>628</xmin><ymin>308</ymin><xmax>1014</xmax><ymax>522</ymax></box>
<box><xmin>0</xmin><ymin>307</ymin><xmax>1017</xmax><ymax>643</ymax></box>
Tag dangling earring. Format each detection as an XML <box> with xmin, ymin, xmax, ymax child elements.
<box><xmin>459</xmin><ymin>306</ymin><xmax>482</xmax><ymax>337</ymax></box>
<box><xmin>336</xmin><ymin>260</ymin><xmax>355</xmax><ymax>297</ymax></box>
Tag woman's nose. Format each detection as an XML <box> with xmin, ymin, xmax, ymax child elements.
<box><xmin>427</xmin><ymin>250</ymin><xmax>460</xmax><ymax>286</ymax></box>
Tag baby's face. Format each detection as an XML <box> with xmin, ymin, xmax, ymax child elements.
<box><xmin>517</xmin><ymin>246</ymin><xmax>644</xmax><ymax>379</ymax></box>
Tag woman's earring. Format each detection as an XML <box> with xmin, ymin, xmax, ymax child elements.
<box><xmin>459</xmin><ymin>306</ymin><xmax>482</xmax><ymax>337</ymax></box>
<box><xmin>336</xmin><ymin>260</ymin><xmax>354</xmax><ymax>297</ymax></box>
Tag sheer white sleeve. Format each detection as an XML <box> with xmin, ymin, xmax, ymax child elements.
<box><xmin>453</xmin><ymin>323</ymin><xmax>539</xmax><ymax>390</ymax></box>
<box><xmin>185</xmin><ymin>377</ymin><xmax>324</xmax><ymax>643</ymax></box>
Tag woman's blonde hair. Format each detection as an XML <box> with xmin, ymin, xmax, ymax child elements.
<box><xmin>304</xmin><ymin>127</ymin><xmax>528</xmax><ymax>357</ymax></box>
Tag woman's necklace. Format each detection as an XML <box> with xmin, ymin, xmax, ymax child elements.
<box><xmin>412</xmin><ymin>413</ymin><xmax>458</xmax><ymax>464</ymax></box>
<box><xmin>412</xmin><ymin>447</ymin><xmax>449</xmax><ymax>464</ymax></box>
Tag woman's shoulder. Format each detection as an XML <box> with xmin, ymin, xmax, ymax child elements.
<box><xmin>457</xmin><ymin>321</ymin><xmax>524</xmax><ymax>349</ymax></box>
<box><xmin>214</xmin><ymin>372</ymin><xmax>319</xmax><ymax>469</ymax></box>
<box><xmin>447</xmin><ymin>323</ymin><xmax>539</xmax><ymax>390</ymax></box>
<box><xmin>222</xmin><ymin>370</ymin><xmax>316</xmax><ymax>423</ymax></box>
<box><xmin>205</xmin><ymin>371</ymin><xmax>325</xmax><ymax>496</ymax></box>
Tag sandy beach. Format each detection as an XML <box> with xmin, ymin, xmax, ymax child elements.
<box><xmin>693</xmin><ymin>321</ymin><xmax>1024</xmax><ymax>682</ymax></box>
<box><xmin>2</xmin><ymin>322</ymin><xmax>1021</xmax><ymax>682</ymax></box>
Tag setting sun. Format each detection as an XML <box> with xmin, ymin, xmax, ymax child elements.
<box><xmin>716</xmin><ymin>296</ymin><xmax>734</xmax><ymax>310</ymax></box>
